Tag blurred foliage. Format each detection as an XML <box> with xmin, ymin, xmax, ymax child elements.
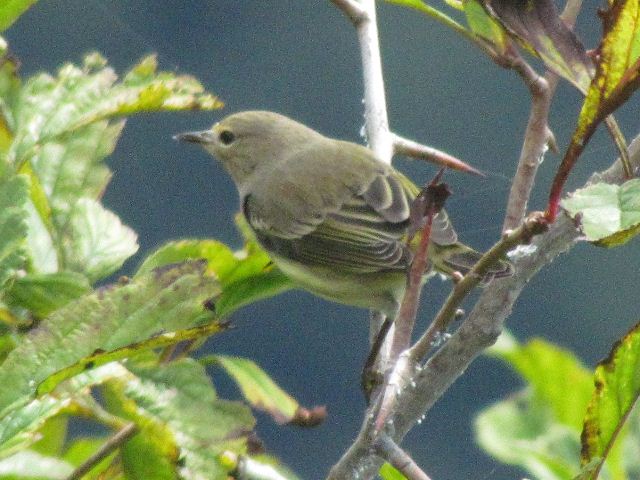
<box><xmin>476</xmin><ymin>331</ymin><xmax>640</xmax><ymax>480</ymax></box>
<box><xmin>0</xmin><ymin>11</ymin><xmax>302</xmax><ymax>477</ymax></box>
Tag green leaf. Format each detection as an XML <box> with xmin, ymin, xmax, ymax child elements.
<box><xmin>62</xmin><ymin>437</ymin><xmax>110</xmax><ymax>470</ymax></box>
<box><xmin>379</xmin><ymin>462</ymin><xmax>409</xmax><ymax>480</ymax></box>
<box><xmin>463</xmin><ymin>0</ymin><xmax>508</xmax><ymax>55</ymax></box>
<box><xmin>562</xmin><ymin>179</ymin><xmax>640</xmax><ymax>247</ymax></box>
<box><xmin>481</xmin><ymin>0</ymin><xmax>592</xmax><ymax>91</ymax></box>
<box><xmin>212</xmin><ymin>355</ymin><xmax>300</xmax><ymax>424</ymax></box>
<box><xmin>0</xmin><ymin>1</ymin><xmax>38</xmax><ymax>33</ymax></box>
<box><xmin>137</xmin><ymin>239</ymin><xmax>294</xmax><ymax>317</ymax></box>
<box><xmin>489</xmin><ymin>333</ymin><xmax>593</xmax><ymax>431</ymax></box>
<box><xmin>29</xmin><ymin>120</ymin><xmax>121</xmax><ymax>221</ymax></box>
<box><xmin>0</xmin><ymin>363</ymin><xmax>125</xmax><ymax>458</ymax></box>
<box><xmin>104</xmin><ymin>359</ymin><xmax>255</xmax><ymax>480</ymax></box>
<box><xmin>475</xmin><ymin>390</ymin><xmax>582</xmax><ymax>480</ymax></box>
<box><xmin>5</xmin><ymin>271</ymin><xmax>91</xmax><ymax>318</ymax></box>
<box><xmin>30</xmin><ymin>416</ymin><xmax>67</xmax><ymax>457</ymax></box>
<box><xmin>0</xmin><ymin>449</ymin><xmax>74</xmax><ymax>479</ymax></box>
<box><xmin>37</xmin><ymin>321</ymin><xmax>226</xmax><ymax>396</ymax></box>
<box><xmin>63</xmin><ymin>198</ymin><xmax>138</xmax><ymax>281</ymax></box>
<box><xmin>0</xmin><ymin>261</ymin><xmax>219</xmax><ymax>415</ymax></box>
<box><xmin>10</xmin><ymin>53</ymin><xmax>221</xmax><ymax>166</ymax></box>
<box><xmin>0</xmin><ymin>168</ymin><xmax>28</xmax><ymax>291</ymax></box>
<box><xmin>581</xmin><ymin>320</ymin><xmax>640</xmax><ymax>479</ymax></box>
<box><xmin>385</xmin><ymin>0</ymin><xmax>472</xmax><ymax>42</ymax></box>
<box><xmin>0</xmin><ymin>38</ymin><xmax>19</xmax><ymax>150</ymax></box>
<box><xmin>5</xmin><ymin>52</ymin><xmax>221</xmax><ymax>278</ymax></box>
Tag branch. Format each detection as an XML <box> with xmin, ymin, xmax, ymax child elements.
<box><xmin>326</xmin><ymin>133</ymin><xmax>640</xmax><ymax>480</ymax></box>
<box><xmin>332</xmin><ymin>0</ymin><xmax>395</xmax><ymax>374</ymax></box>
<box><xmin>330</xmin><ymin>0</ymin><xmax>367</xmax><ymax>25</ymax></box>
<box><xmin>502</xmin><ymin>60</ymin><xmax>555</xmax><ymax>232</ymax></box>
<box><xmin>392</xmin><ymin>133</ymin><xmax>484</xmax><ymax>176</ymax></box>
<box><xmin>66</xmin><ymin>423</ymin><xmax>138</xmax><ymax>480</ymax></box>
<box><xmin>502</xmin><ymin>0</ymin><xmax>584</xmax><ymax>231</ymax></box>
<box><xmin>374</xmin><ymin>435</ymin><xmax>432</xmax><ymax>480</ymax></box>
<box><xmin>410</xmin><ymin>211</ymin><xmax>547</xmax><ymax>363</ymax></box>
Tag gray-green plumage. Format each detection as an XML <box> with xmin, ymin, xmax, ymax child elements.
<box><xmin>176</xmin><ymin>111</ymin><xmax>511</xmax><ymax>316</ymax></box>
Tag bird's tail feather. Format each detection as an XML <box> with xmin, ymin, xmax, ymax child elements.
<box><xmin>430</xmin><ymin>243</ymin><xmax>513</xmax><ymax>281</ymax></box>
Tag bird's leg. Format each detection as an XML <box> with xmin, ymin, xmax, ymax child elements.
<box><xmin>361</xmin><ymin>313</ymin><xmax>393</xmax><ymax>403</ymax></box>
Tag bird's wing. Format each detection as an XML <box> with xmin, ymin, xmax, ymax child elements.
<box><xmin>243</xmin><ymin>141</ymin><xmax>458</xmax><ymax>273</ymax></box>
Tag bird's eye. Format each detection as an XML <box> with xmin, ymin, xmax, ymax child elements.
<box><xmin>218</xmin><ymin>130</ymin><xmax>235</xmax><ymax>145</ymax></box>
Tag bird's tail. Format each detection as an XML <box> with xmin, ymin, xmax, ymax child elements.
<box><xmin>430</xmin><ymin>243</ymin><xmax>513</xmax><ymax>282</ymax></box>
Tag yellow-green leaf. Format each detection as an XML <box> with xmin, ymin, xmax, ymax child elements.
<box><xmin>482</xmin><ymin>0</ymin><xmax>592</xmax><ymax>91</ymax></box>
<box><xmin>581</xmin><ymin>320</ymin><xmax>640</xmax><ymax>479</ymax></box>
<box><xmin>212</xmin><ymin>355</ymin><xmax>303</xmax><ymax>425</ymax></box>
<box><xmin>0</xmin><ymin>1</ymin><xmax>38</xmax><ymax>32</ymax></box>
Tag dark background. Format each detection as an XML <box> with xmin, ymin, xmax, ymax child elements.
<box><xmin>6</xmin><ymin>1</ymin><xmax>640</xmax><ymax>479</ymax></box>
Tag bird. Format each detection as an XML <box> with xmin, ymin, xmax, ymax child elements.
<box><xmin>175</xmin><ymin>111</ymin><xmax>512</xmax><ymax>318</ymax></box>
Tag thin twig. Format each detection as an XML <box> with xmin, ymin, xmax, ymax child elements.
<box><xmin>410</xmin><ymin>211</ymin><xmax>547</xmax><ymax>363</ymax></box>
<box><xmin>373</xmin><ymin>173</ymin><xmax>447</xmax><ymax>431</ymax></box>
<box><xmin>374</xmin><ymin>435</ymin><xmax>432</xmax><ymax>480</ymax></box>
<box><xmin>66</xmin><ymin>423</ymin><xmax>138</xmax><ymax>480</ymax></box>
<box><xmin>502</xmin><ymin>56</ymin><xmax>554</xmax><ymax>232</ymax></box>
<box><xmin>391</xmin><ymin>172</ymin><xmax>447</xmax><ymax>361</ymax></box>
<box><xmin>502</xmin><ymin>0</ymin><xmax>585</xmax><ymax>231</ymax></box>
<box><xmin>604</xmin><ymin>115</ymin><xmax>632</xmax><ymax>178</ymax></box>
<box><xmin>392</xmin><ymin>133</ymin><xmax>484</xmax><ymax>176</ymax></box>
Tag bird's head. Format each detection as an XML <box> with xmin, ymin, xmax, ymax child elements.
<box><xmin>175</xmin><ymin>110</ymin><xmax>322</xmax><ymax>186</ymax></box>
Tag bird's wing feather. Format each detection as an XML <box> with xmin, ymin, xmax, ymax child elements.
<box><xmin>244</xmin><ymin>140</ymin><xmax>458</xmax><ymax>272</ymax></box>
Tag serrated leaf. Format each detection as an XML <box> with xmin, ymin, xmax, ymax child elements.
<box><xmin>562</xmin><ymin>179</ymin><xmax>640</xmax><ymax>247</ymax></box>
<box><xmin>581</xmin><ymin>320</ymin><xmax>640</xmax><ymax>479</ymax></box>
<box><xmin>30</xmin><ymin>120</ymin><xmax>120</xmax><ymax>217</ymax></box>
<box><xmin>475</xmin><ymin>391</ymin><xmax>582</xmax><ymax>480</ymax></box>
<box><xmin>0</xmin><ymin>169</ymin><xmax>28</xmax><ymax>291</ymax></box>
<box><xmin>64</xmin><ymin>198</ymin><xmax>138</xmax><ymax>281</ymax></box>
<box><xmin>0</xmin><ymin>363</ymin><xmax>126</xmax><ymax>458</ymax></box>
<box><xmin>137</xmin><ymin>239</ymin><xmax>294</xmax><ymax>317</ymax></box>
<box><xmin>482</xmin><ymin>0</ymin><xmax>592</xmax><ymax>91</ymax></box>
<box><xmin>104</xmin><ymin>394</ymin><xmax>178</xmax><ymax>480</ymax></box>
<box><xmin>5</xmin><ymin>52</ymin><xmax>221</xmax><ymax>278</ymax></box>
<box><xmin>105</xmin><ymin>359</ymin><xmax>255</xmax><ymax>480</ymax></box>
<box><xmin>5</xmin><ymin>271</ymin><xmax>91</xmax><ymax>318</ymax></box>
<box><xmin>489</xmin><ymin>333</ymin><xmax>593</xmax><ymax>431</ymax></box>
<box><xmin>37</xmin><ymin>321</ymin><xmax>226</xmax><ymax>396</ymax></box>
<box><xmin>10</xmin><ymin>53</ymin><xmax>221</xmax><ymax>166</ymax></box>
<box><xmin>0</xmin><ymin>449</ymin><xmax>74</xmax><ymax>479</ymax></box>
<box><xmin>212</xmin><ymin>355</ymin><xmax>299</xmax><ymax>424</ymax></box>
<box><xmin>0</xmin><ymin>261</ymin><xmax>219</xmax><ymax>416</ymax></box>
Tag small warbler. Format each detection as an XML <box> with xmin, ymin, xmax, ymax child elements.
<box><xmin>176</xmin><ymin>111</ymin><xmax>511</xmax><ymax>317</ymax></box>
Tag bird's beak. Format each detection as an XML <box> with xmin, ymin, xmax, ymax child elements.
<box><xmin>173</xmin><ymin>130</ymin><xmax>216</xmax><ymax>144</ymax></box>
